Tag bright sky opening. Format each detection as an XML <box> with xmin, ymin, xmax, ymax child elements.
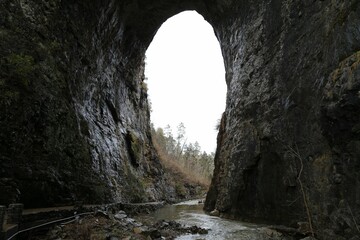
<box><xmin>145</xmin><ymin>11</ymin><xmax>226</xmax><ymax>154</ymax></box>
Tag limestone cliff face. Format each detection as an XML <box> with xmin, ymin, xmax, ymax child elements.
<box><xmin>205</xmin><ymin>2</ymin><xmax>360</xmax><ymax>239</ymax></box>
<box><xmin>0</xmin><ymin>0</ymin><xmax>167</xmax><ymax>207</ymax></box>
<box><xmin>1</xmin><ymin>0</ymin><xmax>359</xmax><ymax>238</ymax></box>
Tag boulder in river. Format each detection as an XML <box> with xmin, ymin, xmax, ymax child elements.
<box><xmin>209</xmin><ymin>209</ymin><xmax>220</xmax><ymax>217</ymax></box>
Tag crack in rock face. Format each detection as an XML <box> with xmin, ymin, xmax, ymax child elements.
<box><xmin>0</xmin><ymin>0</ymin><xmax>359</xmax><ymax>239</ymax></box>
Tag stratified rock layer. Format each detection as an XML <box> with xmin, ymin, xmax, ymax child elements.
<box><xmin>1</xmin><ymin>0</ymin><xmax>359</xmax><ymax>239</ymax></box>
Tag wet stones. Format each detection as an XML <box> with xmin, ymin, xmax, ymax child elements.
<box><xmin>150</xmin><ymin>220</ymin><xmax>209</xmax><ymax>239</ymax></box>
<box><xmin>114</xmin><ymin>210</ymin><xmax>127</xmax><ymax>221</ymax></box>
<box><xmin>209</xmin><ymin>209</ymin><xmax>220</xmax><ymax>217</ymax></box>
<box><xmin>39</xmin><ymin>209</ymin><xmax>209</xmax><ymax>240</ymax></box>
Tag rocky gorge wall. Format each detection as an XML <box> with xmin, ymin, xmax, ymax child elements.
<box><xmin>0</xmin><ymin>0</ymin><xmax>359</xmax><ymax>239</ymax></box>
<box><xmin>204</xmin><ymin>1</ymin><xmax>360</xmax><ymax>239</ymax></box>
<box><xmin>0</xmin><ymin>0</ymin><xmax>171</xmax><ymax>207</ymax></box>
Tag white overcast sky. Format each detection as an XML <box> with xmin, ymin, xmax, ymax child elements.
<box><xmin>145</xmin><ymin>11</ymin><xmax>227</xmax><ymax>153</ymax></box>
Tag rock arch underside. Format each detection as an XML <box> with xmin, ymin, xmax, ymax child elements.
<box><xmin>1</xmin><ymin>0</ymin><xmax>359</xmax><ymax>238</ymax></box>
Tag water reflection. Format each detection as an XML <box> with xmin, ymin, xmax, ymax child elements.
<box><xmin>150</xmin><ymin>200</ymin><xmax>272</xmax><ymax>240</ymax></box>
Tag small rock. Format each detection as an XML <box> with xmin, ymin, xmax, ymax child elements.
<box><xmin>198</xmin><ymin>228</ymin><xmax>209</xmax><ymax>234</ymax></box>
<box><xmin>188</xmin><ymin>226</ymin><xmax>208</xmax><ymax>234</ymax></box>
<box><xmin>114</xmin><ymin>212</ymin><xmax>127</xmax><ymax>220</ymax></box>
<box><xmin>119</xmin><ymin>221</ymin><xmax>128</xmax><ymax>227</ymax></box>
<box><xmin>133</xmin><ymin>227</ymin><xmax>143</xmax><ymax>234</ymax></box>
<box><xmin>118</xmin><ymin>210</ymin><xmax>127</xmax><ymax>215</ymax></box>
<box><xmin>153</xmin><ymin>220</ymin><xmax>171</xmax><ymax>229</ymax></box>
<box><xmin>160</xmin><ymin>221</ymin><xmax>169</xmax><ymax>228</ymax></box>
<box><xmin>124</xmin><ymin>217</ymin><xmax>136</xmax><ymax>225</ymax></box>
<box><xmin>133</xmin><ymin>226</ymin><xmax>148</xmax><ymax>234</ymax></box>
<box><xmin>209</xmin><ymin>209</ymin><xmax>220</xmax><ymax>216</ymax></box>
<box><xmin>168</xmin><ymin>221</ymin><xmax>181</xmax><ymax>228</ymax></box>
<box><xmin>263</xmin><ymin>228</ymin><xmax>282</xmax><ymax>237</ymax></box>
<box><xmin>133</xmin><ymin>221</ymin><xmax>143</xmax><ymax>227</ymax></box>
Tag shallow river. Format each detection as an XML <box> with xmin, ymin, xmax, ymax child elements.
<box><xmin>150</xmin><ymin>199</ymin><xmax>292</xmax><ymax>240</ymax></box>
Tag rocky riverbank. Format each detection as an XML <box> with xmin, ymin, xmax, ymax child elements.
<box><xmin>27</xmin><ymin>207</ymin><xmax>208</xmax><ymax>240</ymax></box>
<box><xmin>26</xmin><ymin>203</ymin><xmax>316</xmax><ymax>240</ymax></box>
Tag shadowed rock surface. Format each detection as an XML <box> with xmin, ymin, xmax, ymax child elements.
<box><xmin>0</xmin><ymin>0</ymin><xmax>359</xmax><ymax>239</ymax></box>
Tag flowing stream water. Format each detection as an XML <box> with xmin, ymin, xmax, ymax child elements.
<box><xmin>148</xmin><ymin>199</ymin><xmax>293</xmax><ymax>240</ymax></box>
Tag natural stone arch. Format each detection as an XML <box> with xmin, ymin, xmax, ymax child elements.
<box><xmin>1</xmin><ymin>1</ymin><xmax>360</xmax><ymax>238</ymax></box>
<box><xmin>0</xmin><ymin>0</ymin><xmax>233</xmax><ymax>209</ymax></box>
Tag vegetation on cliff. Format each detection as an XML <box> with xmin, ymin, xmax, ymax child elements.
<box><xmin>151</xmin><ymin>123</ymin><xmax>214</xmax><ymax>200</ymax></box>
